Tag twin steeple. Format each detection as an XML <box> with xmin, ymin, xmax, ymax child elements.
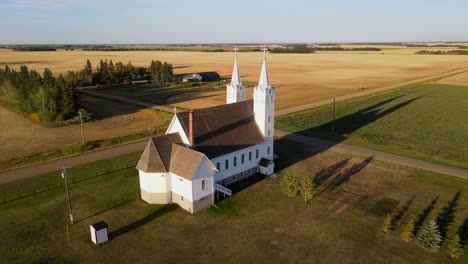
<box><xmin>226</xmin><ymin>46</ymin><xmax>246</xmax><ymax>104</ymax></box>
<box><xmin>257</xmin><ymin>47</ymin><xmax>271</xmax><ymax>90</ymax></box>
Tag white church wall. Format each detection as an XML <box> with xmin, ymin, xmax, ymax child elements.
<box><xmin>211</xmin><ymin>141</ymin><xmax>274</xmax><ymax>183</ymax></box>
<box><xmin>138</xmin><ymin>171</ymin><xmax>168</xmax><ymax>193</ymax></box>
<box><xmin>170</xmin><ymin>172</ymin><xmax>194</xmax><ymax>201</ymax></box>
<box><xmin>166</xmin><ymin>116</ymin><xmax>190</xmax><ymax>144</ymax></box>
<box><xmin>191</xmin><ymin>157</ymin><xmax>216</xmax><ymax>200</ymax></box>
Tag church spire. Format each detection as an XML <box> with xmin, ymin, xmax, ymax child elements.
<box><xmin>230</xmin><ymin>46</ymin><xmax>242</xmax><ymax>86</ymax></box>
<box><xmin>258</xmin><ymin>46</ymin><xmax>270</xmax><ymax>89</ymax></box>
<box><xmin>226</xmin><ymin>45</ymin><xmax>246</xmax><ymax>104</ymax></box>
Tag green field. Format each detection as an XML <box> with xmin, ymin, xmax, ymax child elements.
<box><xmin>276</xmin><ymin>83</ymin><xmax>468</xmax><ymax>169</ymax></box>
<box><xmin>0</xmin><ymin>139</ymin><xmax>467</xmax><ymax>263</ymax></box>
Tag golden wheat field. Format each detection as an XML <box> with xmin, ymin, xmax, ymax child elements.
<box><xmin>2</xmin><ymin>47</ymin><xmax>468</xmax><ymax>109</ymax></box>
<box><xmin>436</xmin><ymin>70</ymin><xmax>468</xmax><ymax>86</ymax></box>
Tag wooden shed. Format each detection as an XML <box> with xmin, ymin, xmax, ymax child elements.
<box><xmin>90</xmin><ymin>221</ymin><xmax>108</xmax><ymax>245</ymax></box>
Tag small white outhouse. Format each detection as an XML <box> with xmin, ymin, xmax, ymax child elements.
<box><xmin>90</xmin><ymin>221</ymin><xmax>108</xmax><ymax>245</ymax></box>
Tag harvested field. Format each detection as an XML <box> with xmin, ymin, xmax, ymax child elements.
<box><xmin>437</xmin><ymin>70</ymin><xmax>468</xmax><ymax>86</ymax></box>
<box><xmin>2</xmin><ymin>49</ymin><xmax>468</xmax><ymax>110</ymax></box>
<box><xmin>0</xmin><ymin>95</ymin><xmax>165</xmax><ymax>160</ymax></box>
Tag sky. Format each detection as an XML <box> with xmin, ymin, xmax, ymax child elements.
<box><xmin>0</xmin><ymin>0</ymin><xmax>467</xmax><ymax>44</ymax></box>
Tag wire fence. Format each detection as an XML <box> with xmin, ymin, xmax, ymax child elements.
<box><xmin>0</xmin><ymin>160</ymin><xmax>137</xmax><ymax>205</ymax></box>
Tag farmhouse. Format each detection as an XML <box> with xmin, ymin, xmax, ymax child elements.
<box><xmin>182</xmin><ymin>71</ymin><xmax>220</xmax><ymax>82</ymax></box>
<box><xmin>136</xmin><ymin>48</ymin><xmax>275</xmax><ymax>213</ymax></box>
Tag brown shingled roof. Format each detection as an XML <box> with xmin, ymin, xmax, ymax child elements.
<box><xmin>176</xmin><ymin>100</ymin><xmax>265</xmax><ymax>159</ymax></box>
<box><xmin>136</xmin><ymin>133</ymin><xmax>183</xmax><ymax>173</ymax></box>
<box><xmin>169</xmin><ymin>144</ymin><xmax>207</xmax><ymax>180</ymax></box>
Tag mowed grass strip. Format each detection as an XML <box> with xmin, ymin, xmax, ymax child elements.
<box><xmin>276</xmin><ymin>83</ymin><xmax>468</xmax><ymax>169</ymax></box>
<box><xmin>0</xmin><ymin>140</ymin><xmax>467</xmax><ymax>263</ymax></box>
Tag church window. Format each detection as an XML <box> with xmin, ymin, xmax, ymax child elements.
<box><xmin>256</xmin><ymin>149</ymin><xmax>259</xmax><ymax>159</ymax></box>
<box><xmin>216</xmin><ymin>162</ymin><xmax>220</xmax><ymax>171</ymax></box>
<box><xmin>241</xmin><ymin>154</ymin><xmax>245</xmax><ymax>164</ymax></box>
<box><xmin>268</xmin><ymin>147</ymin><xmax>270</xmax><ymax>154</ymax></box>
<box><xmin>268</xmin><ymin>130</ymin><xmax>270</xmax><ymax>136</ymax></box>
<box><xmin>249</xmin><ymin>152</ymin><xmax>252</xmax><ymax>161</ymax></box>
<box><xmin>201</xmin><ymin>180</ymin><xmax>206</xmax><ymax>191</ymax></box>
<box><xmin>225</xmin><ymin>159</ymin><xmax>229</xmax><ymax>170</ymax></box>
<box><xmin>181</xmin><ymin>196</ymin><xmax>184</xmax><ymax>201</ymax></box>
<box><xmin>268</xmin><ymin>116</ymin><xmax>271</xmax><ymax>123</ymax></box>
<box><xmin>234</xmin><ymin>157</ymin><xmax>237</xmax><ymax>167</ymax></box>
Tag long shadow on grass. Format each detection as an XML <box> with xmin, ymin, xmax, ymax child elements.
<box><xmin>74</xmin><ymin>197</ymin><xmax>138</xmax><ymax>224</ymax></box>
<box><xmin>414</xmin><ymin>196</ymin><xmax>438</xmax><ymax>234</ymax></box>
<box><xmin>393</xmin><ymin>195</ymin><xmax>415</xmax><ymax>226</ymax></box>
<box><xmin>108</xmin><ymin>204</ymin><xmax>177</xmax><ymax>240</ymax></box>
<box><xmin>275</xmin><ymin>95</ymin><xmax>422</xmax><ymax>171</ymax></box>
<box><xmin>436</xmin><ymin>190</ymin><xmax>462</xmax><ymax>240</ymax></box>
<box><xmin>459</xmin><ymin>217</ymin><xmax>468</xmax><ymax>245</ymax></box>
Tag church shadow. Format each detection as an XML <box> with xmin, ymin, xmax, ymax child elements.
<box><xmin>274</xmin><ymin>95</ymin><xmax>422</xmax><ymax>171</ymax></box>
<box><xmin>108</xmin><ymin>204</ymin><xmax>177</xmax><ymax>240</ymax></box>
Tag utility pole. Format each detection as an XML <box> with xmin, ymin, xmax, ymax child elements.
<box><xmin>61</xmin><ymin>166</ymin><xmax>73</xmax><ymax>246</ymax></box>
<box><xmin>79</xmin><ymin>111</ymin><xmax>85</xmax><ymax>145</ymax></box>
<box><xmin>61</xmin><ymin>167</ymin><xmax>74</xmax><ymax>224</ymax></box>
<box><xmin>331</xmin><ymin>97</ymin><xmax>336</xmax><ymax>135</ymax></box>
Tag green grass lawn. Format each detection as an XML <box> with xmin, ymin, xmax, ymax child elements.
<box><xmin>0</xmin><ymin>139</ymin><xmax>467</xmax><ymax>263</ymax></box>
<box><xmin>276</xmin><ymin>83</ymin><xmax>468</xmax><ymax>169</ymax></box>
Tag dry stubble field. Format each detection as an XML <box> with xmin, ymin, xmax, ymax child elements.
<box><xmin>2</xmin><ymin>47</ymin><xmax>468</xmax><ymax>110</ymax></box>
<box><xmin>0</xmin><ymin>96</ymin><xmax>164</xmax><ymax>160</ymax></box>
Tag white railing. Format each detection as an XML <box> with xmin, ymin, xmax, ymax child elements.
<box><xmin>215</xmin><ymin>184</ymin><xmax>232</xmax><ymax>196</ymax></box>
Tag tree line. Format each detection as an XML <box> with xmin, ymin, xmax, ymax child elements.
<box><xmin>67</xmin><ymin>59</ymin><xmax>173</xmax><ymax>86</ymax></box>
<box><xmin>415</xmin><ymin>50</ymin><xmax>468</xmax><ymax>55</ymax></box>
<box><xmin>0</xmin><ymin>65</ymin><xmax>79</xmax><ymax>122</ymax></box>
<box><xmin>270</xmin><ymin>46</ymin><xmax>381</xmax><ymax>54</ymax></box>
<box><xmin>0</xmin><ymin>59</ymin><xmax>174</xmax><ymax>122</ymax></box>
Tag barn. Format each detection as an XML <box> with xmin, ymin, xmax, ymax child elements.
<box><xmin>183</xmin><ymin>71</ymin><xmax>220</xmax><ymax>82</ymax></box>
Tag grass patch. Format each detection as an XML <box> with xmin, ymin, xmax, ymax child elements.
<box><xmin>0</xmin><ymin>120</ymin><xmax>169</xmax><ymax>172</ymax></box>
<box><xmin>1</xmin><ymin>139</ymin><xmax>467</xmax><ymax>263</ymax></box>
<box><xmin>276</xmin><ymin>83</ymin><xmax>468</xmax><ymax>169</ymax></box>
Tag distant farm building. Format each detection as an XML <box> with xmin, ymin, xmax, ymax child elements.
<box><xmin>183</xmin><ymin>72</ymin><xmax>220</xmax><ymax>83</ymax></box>
<box><xmin>131</xmin><ymin>74</ymin><xmax>151</xmax><ymax>84</ymax></box>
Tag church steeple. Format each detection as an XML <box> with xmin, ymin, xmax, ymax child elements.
<box><xmin>258</xmin><ymin>47</ymin><xmax>270</xmax><ymax>89</ymax></box>
<box><xmin>253</xmin><ymin>46</ymin><xmax>275</xmax><ymax>142</ymax></box>
<box><xmin>226</xmin><ymin>46</ymin><xmax>246</xmax><ymax>104</ymax></box>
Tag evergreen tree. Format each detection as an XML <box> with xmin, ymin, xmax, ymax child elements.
<box><xmin>381</xmin><ymin>214</ymin><xmax>392</xmax><ymax>235</ymax></box>
<box><xmin>281</xmin><ymin>172</ymin><xmax>299</xmax><ymax>197</ymax></box>
<box><xmin>446</xmin><ymin>234</ymin><xmax>463</xmax><ymax>259</ymax></box>
<box><xmin>400</xmin><ymin>219</ymin><xmax>415</xmax><ymax>241</ymax></box>
<box><xmin>416</xmin><ymin>219</ymin><xmax>442</xmax><ymax>252</ymax></box>
<box><xmin>108</xmin><ymin>60</ymin><xmax>116</xmax><ymax>84</ymax></box>
<box><xmin>83</xmin><ymin>59</ymin><xmax>93</xmax><ymax>85</ymax></box>
<box><xmin>300</xmin><ymin>173</ymin><xmax>315</xmax><ymax>203</ymax></box>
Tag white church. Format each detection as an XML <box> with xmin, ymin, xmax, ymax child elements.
<box><xmin>136</xmin><ymin>48</ymin><xmax>276</xmax><ymax>213</ymax></box>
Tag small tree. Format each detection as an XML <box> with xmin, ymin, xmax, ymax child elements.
<box><xmin>446</xmin><ymin>234</ymin><xmax>463</xmax><ymax>259</ymax></box>
<box><xmin>300</xmin><ymin>173</ymin><xmax>316</xmax><ymax>204</ymax></box>
<box><xmin>400</xmin><ymin>219</ymin><xmax>415</xmax><ymax>241</ymax></box>
<box><xmin>381</xmin><ymin>214</ymin><xmax>392</xmax><ymax>235</ymax></box>
<box><xmin>416</xmin><ymin>219</ymin><xmax>442</xmax><ymax>252</ymax></box>
<box><xmin>281</xmin><ymin>172</ymin><xmax>299</xmax><ymax>197</ymax></box>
